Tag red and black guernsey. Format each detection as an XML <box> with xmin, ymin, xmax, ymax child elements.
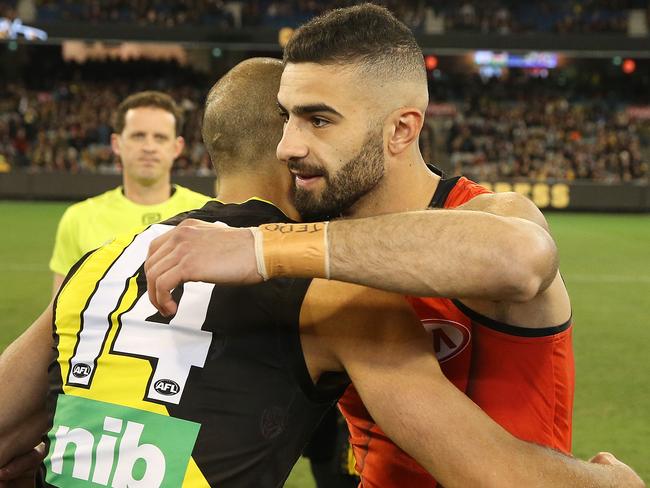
<box><xmin>41</xmin><ymin>199</ymin><xmax>347</xmax><ymax>488</ymax></box>
<box><xmin>339</xmin><ymin>166</ymin><xmax>574</xmax><ymax>488</ymax></box>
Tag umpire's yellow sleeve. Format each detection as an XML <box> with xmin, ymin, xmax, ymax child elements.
<box><xmin>49</xmin><ymin>205</ymin><xmax>83</xmax><ymax>276</ymax></box>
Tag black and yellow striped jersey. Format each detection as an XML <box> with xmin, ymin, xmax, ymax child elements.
<box><xmin>41</xmin><ymin>199</ymin><xmax>347</xmax><ymax>488</ymax></box>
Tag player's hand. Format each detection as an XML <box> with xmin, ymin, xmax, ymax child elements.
<box><xmin>0</xmin><ymin>442</ymin><xmax>46</xmax><ymax>487</ymax></box>
<box><xmin>589</xmin><ymin>452</ymin><xmax>646</xmax><ymax>487</ymax></box>
<box><xmin>145</xmin><ymin>219</ymin><xmax>261</xmax><ymax>316</ymax></box>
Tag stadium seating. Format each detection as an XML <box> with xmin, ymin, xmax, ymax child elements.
<box><xmin>3</xmin><ymin>57</ymin><xmax>647</xmax><ymax>182</ymax></box>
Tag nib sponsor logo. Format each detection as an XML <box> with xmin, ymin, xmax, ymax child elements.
<box><xmin>421</xmin><ymin>319</ymin><xmax>471</xmax><ymax>363</ymax></box>
<box><xmin>51</xmin><ymin>417</ymin><xmax>164</xmax><ymax>487</ymax></box>
<box><xmin>45</xmin><ymin>395</ymin><xmax>200</xmax><ymax>487</ymax></box>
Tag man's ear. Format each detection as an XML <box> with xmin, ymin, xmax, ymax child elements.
<box><xmin>174</xmin><ymin>136</ymin><xmax>185</xmax><ymax>158</ymax></box>
<box><xmin>110</xmin><ymin>133</ymin><xmax>121</xmax><ymax>157</ymax></box>
<box><xmin>385</xmin><ymin>107</ymin><xmax>424</xmax><ymax>156</ymax></box>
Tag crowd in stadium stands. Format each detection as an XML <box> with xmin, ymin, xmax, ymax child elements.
<box><xmin>432</xmin><ymin>72</ymin><xmax>649</xmax><ymax>183</ymax></box>
<box><xmin>0</xmin><ymin>60</ymin><xmax>213</xmax><ymax>176</ymax></box>
<box><xmin>1</xmin><ymin>0</ymin><xmax>646</xmax><ymax>33</ymax></box>
<box><xmin>445</xmin><ymin>99</ymin><xmax>647</xmax><ymax>183</ymax></box>
<box><xmin>1</xmin><ymin>55</ymin><xmax>648</xmax><ymax>183</ymax></box>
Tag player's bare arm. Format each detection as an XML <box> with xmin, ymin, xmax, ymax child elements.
<box><xmin>145</xmin><ymin>192</ymin><xmax>563</xmax><ymax>325</ymax></box>
<box><xmin>327</xmin><ymin>191</ymin><xmax>556</xmax><ymax>297</ymax></box>
<box><xmin>0</xmin><ymin>306</ymin><xmax>52</xmax><ymax>467</ymax></box>
<box><xmin>303</xmin><ymin>279</ymin><xmax>643</xmax><ymax>488</ymax></box>
<box><xmin>325</xmin><ymin>190</ymin><xmax>571</xmax><ymax>327</ymax></box>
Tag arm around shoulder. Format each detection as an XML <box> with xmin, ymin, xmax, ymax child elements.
<box><xmin>324</xmin><ymin>191</ymin><xmax>557</xmax><ymax>301</ymax></box>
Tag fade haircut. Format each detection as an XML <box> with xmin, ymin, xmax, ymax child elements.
<box><xmin>283</xmin><ymin>3</ymin><xmax>426</xmax><ymax>85</ymax></box>
<box><xmin>202</xmin><ymin>58</ymin><xmax>284</xmax><ymax>177</ymax></box>
<box><xmin>112</xmin><ymin>91</ymin><xmax>183</xmax><ymax>136</ymax></box>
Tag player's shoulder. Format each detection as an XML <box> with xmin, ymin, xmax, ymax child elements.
<box><xmin>301</xmin><ymin>279</ymin><xmax>425</xmax><ymax>371</ymax></box>
<box><xmin>303</xmin><ymin>279</ymin><xmax>415</xmax><ymax>327</ymax></box>
<box><xmin>424</xmin><ymin>164</ymin><xmax>489</xmax><ymax>209</ymax></box>
<box><xmin>435</xmin><ymin>168</ymin><xmax>548</xmax><ymax>229</ymax></box>
<box><xmin>444</xmin><ymin>176</ymin><xmax>491</xmax><ymax>208</ymax></box>
<box><xmin>168</xmin><ymin>197</ymin><xmax>293</xmax><ymax>228</ymax></box>
<box><xmin>461</xmin><ymin>191</ymin><xmax>549</xmax><ymax>230</ymax></box>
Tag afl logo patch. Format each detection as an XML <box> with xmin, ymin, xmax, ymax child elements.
<box><xmin>71</xmin><ymin>363</ymin><xmax>92</xmax><ymax>378</ymax></box>
<box><xmin>154</xmin><ymin>379</ymin><xmax>180</xmax><ymax>396</ymax></box>
<box><xmin>421</xmin><ymin>319</ymin><xmax>471</xmax><ymax>363</ymax></box>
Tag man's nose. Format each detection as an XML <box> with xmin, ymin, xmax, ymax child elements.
<box><xmin>142</xmin><ymin>135</ymin><xmax>157</xmax><ymax>151</ymax></box>
<box><xmin>277</xmin><ymin>120</ymin><xmax>309</xmax><ymax>163</ymax></box>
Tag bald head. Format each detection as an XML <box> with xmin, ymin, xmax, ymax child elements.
<box><xmin>202</xmin><ymin>57</ymin><xmax>284</xmax><ymax>177</ymax></box>
<box><xmin>284</xmin><ymin>3</ymin><xmax>428</xmax><ymax>113</ymax></box>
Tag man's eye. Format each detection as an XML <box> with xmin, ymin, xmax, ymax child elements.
<box><xmin>278</xmin><ymin>110</ymin><xmax>289</xmax><ymax>122</ymax></box>
<box><xmin>312</xmin><ymin>117</ymin><xmax>329</xmax><ymax>128</ymax></box>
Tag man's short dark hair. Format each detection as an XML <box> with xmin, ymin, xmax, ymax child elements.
<box><xmin>283</xmin><ymin>3</ymin><xmax>425</xmax><ymax>83</ymax></box>
<box><xmin>112</xmin><ymin>91</ymin><xmax>183</xmax><ymax>136</ymax></box>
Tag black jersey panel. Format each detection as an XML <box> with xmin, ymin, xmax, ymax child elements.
<box><xmin>42</xmin><ymin>199</ymin><xmax>347</xmax><ymax>488</ymax></box>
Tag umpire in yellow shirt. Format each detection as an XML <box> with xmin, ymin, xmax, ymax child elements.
<box><xmin>49</xmin><ymin>91</ymin><xmax>211</xmax><ymax>294</ymax></box>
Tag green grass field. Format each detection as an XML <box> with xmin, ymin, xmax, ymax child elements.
<box><xmin>0</xmin><ymin>201</ymin><xmax>648</xmax><ymax>485</ymax></box>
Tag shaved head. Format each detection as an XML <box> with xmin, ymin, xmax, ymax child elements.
<box><xmin>202</xmin><ymin>57</ymin><xmax>284</xmax><ymax>177</ymax></box>
<box><xmin>283</xmin><ymin>3</ymin><xmax>428</xmax><ymax>113</ymax></box>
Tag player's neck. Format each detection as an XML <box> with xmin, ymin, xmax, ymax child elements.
<box><xmin>122</xmin><ymin>178</ymin><xmax>173</xmax><ymax>206</ymax></box>
<box><xmin>344</xmin><ymin>153</ymin><xmax>440</xmax><ymax>219</ymax></box>
<box><xmin>216</xmin><ymin>171</ymin><xmax>300</xmax><ymax>222</ymax></box>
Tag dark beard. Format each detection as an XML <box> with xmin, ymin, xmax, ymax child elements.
<box><xmin>291</xmin><ymin>131</ymin><xmax>385</xmax><ymax>222</ymax></box>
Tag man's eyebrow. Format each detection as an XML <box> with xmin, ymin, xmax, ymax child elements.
<box><xmin>278</xmin><ymin>101</ymin><xmax>343</xmax><ymax>118</ymax></box>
